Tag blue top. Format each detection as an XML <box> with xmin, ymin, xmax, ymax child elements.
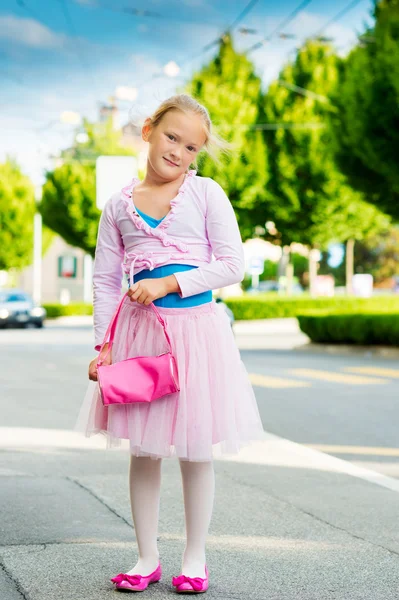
<box><xmin>127</xmin><ymin>206</ymin><xmax>212</xmax><ymax>308</ymax></box>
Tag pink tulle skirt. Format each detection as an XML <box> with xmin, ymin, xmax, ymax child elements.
<box><xmin>74</xmin><ymin>297</ymin><xmax>264</xmax><ymax>461</ymax></box>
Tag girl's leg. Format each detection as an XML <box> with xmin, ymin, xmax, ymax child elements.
<box><xmin>125</xmin><ymin>455</ymin><xmax>162</xmax><ymax>576</ymax></box>
<box><xmin>178</xmin><ymin>459</ymin><xmax>215</xmax><ymax>578</ymax></box>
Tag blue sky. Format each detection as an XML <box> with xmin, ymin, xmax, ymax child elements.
<box><xmin>1</xmin><ymin>0</ymin><xmax>375</xmax><ymax>185</ymax></box>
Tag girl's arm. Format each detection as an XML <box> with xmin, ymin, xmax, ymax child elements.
<box><xmin>173</xmin><ymin>179</ymin><xmax>245</xmax><ymax>298</ymax></box>
<box><xmin>93</xmin><ymin>195</ymin><xmax>125</xmax><ymax>351</ymax></box>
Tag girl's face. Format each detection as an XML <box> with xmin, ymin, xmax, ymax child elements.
<box><xmin>143</xmin><ymin>109</ymin><xmax>207</xmax><ymax>181</ymax></box>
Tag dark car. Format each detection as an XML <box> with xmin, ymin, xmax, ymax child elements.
<box><xmin>0</xmin><ymin>289</ymin><xmax>46</xmax><ymax>328</ymax></box>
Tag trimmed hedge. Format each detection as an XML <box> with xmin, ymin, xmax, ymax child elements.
<box><xmin>297</xmin><ymin>311</ymin><xmax>399</xmax><ymax>346</ymax></box>
<box><xmin>44</xmin><ymin>295</ymin><xmax>399</xmax><ymax>321</ymax></box>
<box><xmin>43</xmin><ymin>303</ymin><xmax>93</xmax><ymax>318</ymax></box>
<box><xmin>223</xmin><ymin>294</ymin><xmax>399</xmax><ymax>321</ymax></box>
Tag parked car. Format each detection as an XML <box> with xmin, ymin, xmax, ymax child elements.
<box><xmin>215</xmin><ymin>297</ymin><xmax>235</xmax><ymax>328</ymax></box>
<box><xmin>0</xmin><ymin>289</ymin><xmax>47</xmax><ymax>328</ymax></box>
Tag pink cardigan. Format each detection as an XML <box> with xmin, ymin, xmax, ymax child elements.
<box><xmin>93</xmin><ymin>169</ymin><xmax>245</xmax><ymax>349</ymax></box>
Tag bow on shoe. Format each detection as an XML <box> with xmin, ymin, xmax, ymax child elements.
<box><xmin>111</xmin><ymin>573</ymin><xmax>143</xmax><ymax>585</ymax></box>
<box><xmin>172</xmin><ymin>574</ymin><xmax>204</xmax><ymax>591</ymax></box>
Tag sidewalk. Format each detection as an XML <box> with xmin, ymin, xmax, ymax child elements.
<box><xmin>1</xmin><ymin>429</ymin><xmax>398</xmax><ymax>599</ymax></box>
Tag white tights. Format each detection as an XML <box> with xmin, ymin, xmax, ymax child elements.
<box><xmin>126</xmin><ymin>455</ymin><xmax>215</xmax><ymax>579</ymax></box>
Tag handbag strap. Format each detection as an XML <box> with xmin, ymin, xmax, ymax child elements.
<box><xmin>96</xmin><ymin>292</ymin><xmax>173</xmax><ymax>367</ymax></box>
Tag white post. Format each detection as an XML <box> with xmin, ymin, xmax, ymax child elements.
<box><xmin>32</xmin><ymin>185</ymin><xmax>43</xmax><ymax>304</ymax></box>
<box><xmin>83</xmin><ymin>254</ymin><xmax>93</xmax><ymax>303</ymax></box>
<box><xmin>309</xmin><ymin>248</ymin><xmax>320</xmax><ymax>298</ymax></box>
<box><xmin>32</xmin><ymin>212</ymin><xmax>42</xmax><ymax>304</ymax></box>
<box><xmin>346</xmin><ymin>238</ymin><xmax>355</xmax><ymax>296</ymax></box>
<box><xmin>286</xmin><ymin>263</ymin><xmax>294</xmax><ymax>296</ymax></box>
<box><xmin>251</xmin><ymin>273</ymin><xmax>259</xmax><ymax>289</ymax></box>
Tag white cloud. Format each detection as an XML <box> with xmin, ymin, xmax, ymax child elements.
<box><xmin>0</xmin><ymin>15</ymin><xmax>66</xmax><ymax>49</ymax></box>
<box><xmin>0</xmin><ymin>13</ymin><xmax>111</xmax><ymax>57</ymax></box>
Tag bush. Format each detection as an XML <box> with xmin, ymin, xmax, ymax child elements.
<box><xmin>223</xmin><ymin>294</ymin><xmax>399</xmax><ymax>321</ymax></box>
<box><xmin>297</xmin><ymin>311</ymin><xmax>399</xmax><ymax>345</ymax></box>
<box><xmin>43</xmin><ymin>303</ymin><xmax>93</xmax><ymax>318</ymax></box>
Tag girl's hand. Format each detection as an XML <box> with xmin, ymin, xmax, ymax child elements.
<box><xmin>128</xmin><ymin>278</ymin><xmax>168</xmax><ymax>305</ymax></box>
<box><xmin>88</xmin><ymin>343</ymin><xmax>112</xmax><ymax>381</ymax></box>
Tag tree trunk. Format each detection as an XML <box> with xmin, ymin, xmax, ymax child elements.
<box><xmin>278</xmin><ymin>246</ymin><xmax>290</xmax><ymax>295</ymax></box>
<box><xmin>309</xmin><ymin>249</ymin><xmax>319</xmax><ymax>297</ymax></box>
<box><xmin>346</xmin><ymin>238</ymin><xmax>355</xmax><ymax>295</ymax></box>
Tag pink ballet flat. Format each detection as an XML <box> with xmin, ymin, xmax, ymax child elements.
<box><xmin>172</xmin><ymin>565</ymin><xmax>209</xmax><ymax>594</ymax></box>
<box><xmin>110</xmin><ymin>562</ymin><xmax>162</xmax><ymax>592</ymax></box>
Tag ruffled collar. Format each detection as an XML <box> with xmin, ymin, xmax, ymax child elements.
<box><xmin>121</xmin><ymin>169</ymin><xmax>196</xmax><ymax>252</ymax></box>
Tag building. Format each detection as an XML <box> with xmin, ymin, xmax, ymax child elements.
<box><xmin>16</xmin><ymin>236</ymin><xmax>88</xmax><ymax>304</ymax></box>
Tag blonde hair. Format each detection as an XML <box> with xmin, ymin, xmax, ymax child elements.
<box><xmin>147</xmin><ymin>93</ymin><xmax>231</xmax><ymax>167</ymax></box>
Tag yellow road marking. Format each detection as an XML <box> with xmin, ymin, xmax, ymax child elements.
<box><xmin>249</xmin><ymin>373</ymin><xmax>311</xmax><ymax>389</ymax></box>
<box><xmin>344</xmin><ymin>367</ymin><xmax>399</xmax><ymax>379</ymax></box>
<box><xmin>305</xmin><ymin>444</ymin><xmax>399</xmax><ymax>457</ymax></box>
<box><xmin>289</xmin><ymin>369</ymin><xmax>388</xmax><ymax>385</ymax></box>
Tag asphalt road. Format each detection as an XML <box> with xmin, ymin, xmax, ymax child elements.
<box><xmin>1</xmin><ymin>321</ymin><xmax>399</xmax><ymax>600</ymax></box>
<box><xmin>1</xmin><ymin>321</ymin><xmax>398</xmax><ymax>478</ymax></box>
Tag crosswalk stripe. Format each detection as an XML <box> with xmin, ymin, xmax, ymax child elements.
<box><xmin>304</xmin><ymin>444</ymin><xmax>399</xmax><ymax>457</ymax></box>
<box><xmin>344</xmin><ymin>367</ymin><xmax>399</xmax><ymax>379</ymax></box>
<box><xmin>249</xmin><ymin>373</ymin><xmax>311</xmax><ymax>389</ymax></box>
<box><xmin>288</xmin><ymin>369</ymin><xmax>389</xmax><ymax>385</ymax></box>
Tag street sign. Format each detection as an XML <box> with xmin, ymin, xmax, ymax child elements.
<box><xmin>314</xmin><ymin>275</ymin><xmax>335</xmax><ymax>297</ymax></box>
<box><xmin>353</xmin><ymin>274</ymin><xmax>373</xmax><ymax>297</ymax></box>
<box><xmin>247</xmin><ymin>256</ymin><xmax>264</xmax><ymax>275</ymax></box>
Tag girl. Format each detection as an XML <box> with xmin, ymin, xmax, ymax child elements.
<box><xmin>75</xmin><ymin>94</ymin><xmax>264</xmax><ymax>594</ymax></box>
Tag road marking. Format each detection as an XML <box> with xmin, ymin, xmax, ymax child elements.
<box><xmin>217</xmin><ymin>431</ymin><xmax>399</xmax><ymax>494</ymax></box>
<box><xmin>344</xmin><ymin>367</ymin><xmax>399</xmax><ymax>379</ymax></box>
<box><xmin>288</xmin><ymin>368</ymin><xmax>389</xmax><ymax>385</ymax></box>
<box><xmin>248</xmin><ymin>373</ymin><xmax>311</xmax><ymax>388</ymax></box>
<box><xmin>304</xmin><ymin>444</ymin><xmax>399</xmax><ymax>457</ymax></box>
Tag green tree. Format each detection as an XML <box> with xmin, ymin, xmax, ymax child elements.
<box><xmin>186</xmin><ymin>34</ymin><xmax>269</xmax><ymax>241</ymax></box>
<box><xmin>333</xmin><ymin>0</ymin><xmax>399</xmax><ymax>219</ymax></box>
<box><xmin>354</xmin><ymin>225</ymin><xmax>399</xmax><ymax>283</ymax></box>
<box><xmin>262</xmin><ymin>40</ymin><xmax>388</xmax><ymax>249</ymax></box>
<box><xmin>41</xmin><ymin>117</ymin><xmax>136</xmax><ymax>254</ymax></box>
<box><xmin>41</xmin><ymin>162</ymin><xmax>99</xmax><ymax>256</ymax></box>
<box><xmin>0</xmin><ymin>159</ymin><xmax>36</xmax><ymax>271</ymax></box>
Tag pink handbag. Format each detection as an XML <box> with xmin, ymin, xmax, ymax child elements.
<box><xmin>96</xmin><ymin>292</ymin><xmax>180</xmax><ymax>406</ymax></box>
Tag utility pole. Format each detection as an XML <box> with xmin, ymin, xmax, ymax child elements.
<box><xmin>33</xmin><ymin>186</ymin><xmax>43</xmax><ymax>304</ymax></box>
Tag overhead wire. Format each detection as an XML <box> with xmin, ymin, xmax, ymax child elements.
<box><xmin>2</xmin><ymin>0</ymin><xmax>372</xmax><ymax>134</ymax></box>
<box><xmin>266</xmin><ymin>0</ymin><xmax>371</xmax><ymax>103</ymax></box>
<box><xmin>64</xmin><ymin>0</ymin><xmax>227</xmax><ymax>28</ymax></box>
<box><xmin>58</xmin><ymin>0</ymin><xmax>100</xmax><ymax>95</ymax></box>
<box><xmin>246</xmin><ymin>0</ymin><xmax>313</xmax><ymax>53</ymax></box>
<box><xmin>127</xmin><ymin>0</ymin><xmax>262</xmax><ymax>91</ymax></box>
<box><xmin>311</xmin><ymin>0</ymin><xmax>365</xmax><ymax>38</ymax></box>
